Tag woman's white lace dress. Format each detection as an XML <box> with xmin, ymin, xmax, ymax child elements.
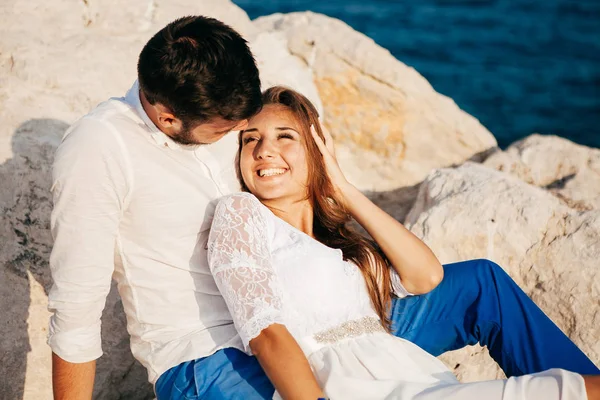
<box><xmin>207</xmin><ymin>193</ymin><xmax>586</xmax><ymax>400</ymax></box>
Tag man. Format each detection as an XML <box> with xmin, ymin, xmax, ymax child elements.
<box><xmin>48</xmin><ymin>15</ymin><xmax>599</xmax><ymax>400</ymax></box>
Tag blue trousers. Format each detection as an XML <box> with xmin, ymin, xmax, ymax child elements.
<box><xmin>155</xmin><ymin>259</ymin><xmax>599</xmax><ymax>399</ymax></box>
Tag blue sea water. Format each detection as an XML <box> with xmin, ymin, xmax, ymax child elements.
<box><xmin>233</xmin><ymin>0</ymin><xmax>600</xmax><ymax>149</ymax></box>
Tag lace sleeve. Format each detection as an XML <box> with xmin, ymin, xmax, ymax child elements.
<box><xmin>208</xmin><ymin>193</ymin><xmax>285</xmax><ymax>354</ymax></box>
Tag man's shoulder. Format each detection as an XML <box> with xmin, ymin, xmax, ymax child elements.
<box><xmin>68</xmin><ymin>97</ymin><xmax>135</xmax><ymax>134</ymax></box>
<box><xmin>88</xmin><ymin>96</ymin><xmax>132</xmax><ymax>118</ymax></box>
<box><xmin>60</xmin><ymin>98</ymin><xmax>140</xmax><ymax>151</ymax></box>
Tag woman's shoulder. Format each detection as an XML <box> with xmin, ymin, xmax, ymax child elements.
<box><xmin>215</xmin><ymin>192</ymin><xmax>270</xmax><ymax>220</ymax></box>
<box><xmin>218</xmin><ymin>191</ymin><xmax>260</xmax><ymax>204</ymax></box>
<box><xmin>217</xmin><ymin>191</ymin><xmax>263</xmax><ymax>207</ymax></box>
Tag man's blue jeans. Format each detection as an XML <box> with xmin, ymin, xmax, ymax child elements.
<box><xmin>155</xmin><ymin>259</ymin><xmax>599</xmax><ymax>399</ymax></box>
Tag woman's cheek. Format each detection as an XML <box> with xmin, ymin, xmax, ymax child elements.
<box><xmin>239</xmin><ymin>156</ymin><xmax>253</xmax><ymax>186</ymax></box>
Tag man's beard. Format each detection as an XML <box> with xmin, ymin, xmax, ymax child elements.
<box><xmin>169</xmin><ymin>120</ymin><xmax>206</xmax><ymax>146</ymax></box>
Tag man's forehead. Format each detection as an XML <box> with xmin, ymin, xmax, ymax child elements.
<box><xmin>202</xmin><ymin>117</ymin><xmax>240</xmax><ymax>129</ymax></box>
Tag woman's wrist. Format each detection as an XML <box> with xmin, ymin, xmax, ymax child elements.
<box><xmin>337</xmin><ymin>182</ymin><xmax>362</xmax><ymax>213</ymax></box>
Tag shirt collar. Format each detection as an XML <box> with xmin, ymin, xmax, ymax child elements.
<box><xmin>125</xmin><ymin>80</ymin><xmax>182</xmax><ymax>150</ymax></box>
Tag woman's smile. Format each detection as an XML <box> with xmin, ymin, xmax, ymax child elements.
<box><xmin>257</xmin><ymin>168</ymin><xmax>287</xmax><ymax>177</ymax></box>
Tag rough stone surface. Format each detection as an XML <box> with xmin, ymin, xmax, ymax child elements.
<box><xmin>0</xmin><ymin>0</ymin><xmax>318</xmax><ymax>399</ymax></box>
<box><xmin>405</xmin><ymin>163</ymin><xmax>600</xmax><ymax>381</ymax></box>
<box><xmin>254</xmin><ymin>12</ymin><xmax>497</xmax><ymax>191</ymax></box>
<box><xmin>0</xmin><ymin>118</ymin><xmax>154</xmax><ymax>400</ymax></box>
<box><xmin>0</xmin><ymin>119</ymin><xmax>69</xmax><ymax>400</ymax></box>
<box><xmin>250</xmin><ymin>31</ymin><xmax>323</xmax><ymax>113</ymax></box>
<box><xmin>2</xmin><ymin>0</ymin><xmax>598</xmax><ymax>397</ymax></box>
<box><xmin>484</xmin><ymin>134</ymin><xmax>600</xmax><ymax>211</ymax></box>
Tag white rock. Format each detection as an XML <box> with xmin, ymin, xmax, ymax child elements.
<box><xmin>249</xmin><ymin>31</ymin><xmax>323</xmax><ymax>113</ymax></box>
<box><xmin>254</xmin><ymin>12</ymin><xmax>497</xmax><ymax>191</ymax></box>
<box><xmin>485</xmin><ymin>134</ymin><xmax>600</xmax><ymax>211</ymax></box>
<box><xmin>0</xmin><ymin>0</ymin><xmax>258</xmax><ymax>165</ymax></box>
<box><xmin>0</xmin><ymin>1</ymin><xmax>273</xmax><ymax>398</ymax></box>
<box><xmin>3</xmin><ymin>0</ymin><xmax>596</xmax><ymax>395</ymax></box>
<box><xmin>406</xmin><ymin>163</ymin><xmax>600</xmax><ymax>381</ymax></box>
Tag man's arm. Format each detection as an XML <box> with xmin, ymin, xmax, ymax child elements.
<box><xmin>52</xmin><ymin>354</ymin><xmax>95</xmax><ymax>400</ymax></box>
<box><xmin>48</xmin><ymin>117</ymin><xmax>130</xmax><ymax>399</ymax></box>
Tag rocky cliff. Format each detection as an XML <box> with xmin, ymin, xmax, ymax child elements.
<box><xmin>0</xmin><ymin>0</ymin><xmax>597</xmax><ymax>398</ymax></box>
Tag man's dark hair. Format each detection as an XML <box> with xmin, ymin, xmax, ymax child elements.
<box><xmin>138</xmin><ymin>16</ymin><xmax>262</xmax><ymax>124</ymax></box>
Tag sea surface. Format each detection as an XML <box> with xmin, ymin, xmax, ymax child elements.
<box><xmin>233</xmin><ymin>0</ymin><xmax>600</xmax><ymax>149</ymax></box>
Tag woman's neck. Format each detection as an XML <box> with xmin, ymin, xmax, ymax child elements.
<box><xmin>261</xmin><ymin>197</ymin><xmax>314</xmax><ymax>238</ymax></box>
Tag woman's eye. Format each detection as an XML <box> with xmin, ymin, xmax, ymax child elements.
<box><xmin>278</xmin><ymin>133</ymin><xmax>294</xmax><ymax>139</ymax></box>
<box><xmin>243</xmin><ymin>137</ymin><xmax>258</xmax><ymax>144</ymax></box>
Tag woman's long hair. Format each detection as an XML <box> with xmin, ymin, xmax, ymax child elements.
<box><xmin>236</xmin><ymin>86</ymin><xmax>394</xmax><ymax>329</ymax></box>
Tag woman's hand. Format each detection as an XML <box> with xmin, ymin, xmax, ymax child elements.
<box><xmin>311</xmin><ymin>123</ymin><xmax>444</xmax><ymax>295</ymax></box>
<box><xmin>310</xmin><ymin>121</ymin><xmax>352</xmax><ymax>201</ymax></box>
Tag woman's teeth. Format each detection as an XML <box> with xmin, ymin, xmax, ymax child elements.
<box><xmin>258</xmin><ymin>168</ymin><xmax>286</xmax><ymax>177</ymax></box>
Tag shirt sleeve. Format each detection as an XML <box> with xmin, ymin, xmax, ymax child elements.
<box><xmin>390</xmin><ymin>270</ymin><xmax>414</xmax><ymax>298</ymax></box>
<box><xmin>47</xmin><ymin>116</ymin><xmax>131</xmax><ymax>363</ymax></box>
<box><xmin>207</xmin><ymin>193</ymin><xmax>285</xmax><ymax>354</ymax></box>
<box><xmin>367</xmin><ymin>249</ymin><xmax>413</xmax><ymax>299</ymax></box>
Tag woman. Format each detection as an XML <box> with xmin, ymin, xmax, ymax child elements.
<box><xmin>207</xmin><ymin>86</ymin><xmax>599</xmax><ymax>399</ymax></box>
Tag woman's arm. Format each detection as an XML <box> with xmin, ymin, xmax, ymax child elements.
<box><xmin>251</xmin><ymin>324</ymin><xmax>325</xmax><ymax>400</ymax></box>
<box><xmin>310</xmin><ymin>125</ymin><xmax>443</xmax><ymax>295</ymax></box>
<box><xmin>340</xmin><ymin>185</ymin><xmax>443</xmax><ymax>294</ymax></box>
<box><xmin>208</xmin><ymin>193</ymin><xmax>324</xmax><ymax>400</ymax></box>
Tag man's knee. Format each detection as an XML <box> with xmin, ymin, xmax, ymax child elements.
<box><xmin>447</xmin><ymin>258</ymin><xmax>506</xmax><ymax>279</ymax></box>
<box><xmin>440</xmin><ymin>258</ymin><xmax>515</xmax><ymax>300</ymax></box>
<box><xmin>474</xmin><ymin>259</ymin><xmax>513</xmax><ymax>284</ymax></box>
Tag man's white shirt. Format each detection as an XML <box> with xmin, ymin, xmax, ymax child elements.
<box><xmin>47</xmin><ymin>81</ymin><xmax>244</xmax><ymax>383</ymax></box>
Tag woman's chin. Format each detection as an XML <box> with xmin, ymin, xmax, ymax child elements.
<box><xmin>251</xmin><ymin>189</ymin><xmax>285</xmax><ymax>201</ymax></box>
<box><xmin>246</xmin><ymin>178</ymin><xmax>306</xmax><ymax>203</ymax></box>
<box><xmin>249</xmin><ymin>186</ymin><xmax>299</xmax><ymax>203</ymax></box>
<box><xmin>247</xmin><ymin>180</ymin><xmax>280</xmax><ymax>197</ymax></box>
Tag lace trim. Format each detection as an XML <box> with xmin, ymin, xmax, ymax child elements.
<box><xmin>239</xmin><ymin>310</ymin><xmax>287</xmax><ymax>353</ymax></box>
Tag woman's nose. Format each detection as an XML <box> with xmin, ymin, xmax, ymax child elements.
<box><xmin>256</xmin><ymin>139</ymin><xmax>276</xmax><ymax>159</ymax></box>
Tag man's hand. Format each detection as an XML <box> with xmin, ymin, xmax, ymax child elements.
<box><xmin>52</xmin><ymin>353</ymin><xmax>96</xmax><ymax>400</ymax></box>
